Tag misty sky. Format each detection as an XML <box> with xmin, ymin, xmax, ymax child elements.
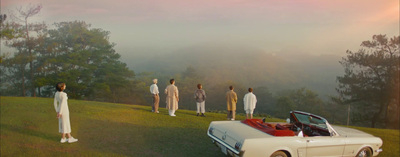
<box><xmin>1</xmin><ymin>0</ymin><xmax>399</xmax><ymax>57</ymax></box>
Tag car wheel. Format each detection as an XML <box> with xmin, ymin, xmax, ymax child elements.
<box><xmin>270</xmin><ymin>151</ymin><xmax>287</xmax><ymax>157</ymax></box>
<box><xmin>356</xmin><ymin>147</ymin><xmax>372</xmax><ymax>157</ymax></box>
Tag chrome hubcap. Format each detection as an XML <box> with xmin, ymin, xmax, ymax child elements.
<box><xmin>358</xmin><ymin>150</ymin><xmax>367</xmax><ymax>157</ymax></box>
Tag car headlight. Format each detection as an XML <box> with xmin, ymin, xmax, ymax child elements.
<box><xmin>235</xmin><ymin>142</ymin><xmax>242</xmax><ymax>150</ymax></box>
<box><xmin>209</xmin><ymin>127</ymin><xmax>214</xmax><ymax>135</ymax></box>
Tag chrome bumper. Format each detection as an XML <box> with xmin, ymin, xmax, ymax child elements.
<box><xmin>375</xmin><ymin>148</ymin><xmax>383</xmax><ymax>153</ymax></box>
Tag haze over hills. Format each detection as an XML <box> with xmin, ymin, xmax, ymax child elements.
<box><xmin>120</xmin><ymin>44</ymin><xmax>344</xmax><ymax>98</ymax></box>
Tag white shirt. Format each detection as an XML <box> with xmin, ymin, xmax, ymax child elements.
<box><xmin>243</xmin><ymin>92</ymin><xmax>257</xmax><ymax>111</ymax></box>
<box><xmin>150</xmin><ymin>84</ymin><xmax>159</xmax><ymax>95</ymax></box>
<box><xmin>54</xmin><ymin>91</ymin><xmax>69</xmax><ymax>114</ymax></box>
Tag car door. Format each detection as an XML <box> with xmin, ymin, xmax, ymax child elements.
<box><xmin>305</xmin><ymin>136</ymin><xmax>346</xmax><ymax>157</ymax></box>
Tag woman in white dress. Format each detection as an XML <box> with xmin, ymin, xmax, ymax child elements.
<box><xmin>54</xmin><ymin>82</ymin><xmax>78</xmax><ymax>143</ymax></box>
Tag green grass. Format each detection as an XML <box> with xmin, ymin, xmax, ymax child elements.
<box><xmin>347</xmin><ymin>126</ymin><xmax>399</xmax><ymax>157</ymax></box>
<box><xmin>1</xmin><ymin>97</ymin><xmax>398</xmax><ymax>157</ymax></box>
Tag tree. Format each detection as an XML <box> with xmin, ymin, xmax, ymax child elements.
<box><xmin>337</xmin><ymin>34</ymin><xmax>400</xmax><ymax>128</ymax></box>
<box><xmin>2</xmin><ymin>4</ymin><xmax>45</xmax><ymax>97</ymax></box>
<box><xmin>40</xmin><ymin>21</ymin><xmax>135</xmax><ymax>102</ymax></box>
<box><xmin>0</xmin><ymin>9</ymin><xmax>18</xmax><ymax>40</ymax></box>
<box><xmin>253</xmin><ymin>86</ymin><xmax>275</xmax><ymax>115</ymax></box>
<box><xmin>1</xmin><ymin>10</ymin><xmax>10</xmax><ymax>89</ymax></box>
<box><xmin>17</xmin><ymin>4</ymin><xmax>43</xmax><ymax>97</ymax></box>
<box><xmin>1</xmin><ymin>53</ymin><xmax>29</xmax><ymax>96</ymax></box>
<box><xmin>274</xmin><ymin>88</ymin><xmax>325</xmax><ymax>119</ymax></box>
<box><xmin>2</xmin><ymin>18</ymin><xmax>145</xmax><ymax>104</ymax></box>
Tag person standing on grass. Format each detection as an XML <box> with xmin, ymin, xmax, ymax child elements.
<box><xmin>226</xmin><ymin>85</ymin><xmax>237</xmax><ymax>120</ymax></box>
<box><xmin>194</xmin><ymin>84</ymin><xmax>206</xmax><ymax>117</ymax></box>
<box><xmin>54</xmin><ymin>82</ymin><xmax>78</xmax><ymax>143</ymax></box>
<box><xmin>243</xmin><ymin>88</ymin><xmax>257</xmax><ymax>119</ymax></box>
<box><xmin>150</xmin><ymin>79</ymin><xmax>160</xmax><ymax>113</ymax></box>
<box><xmin>165</xmin><ymin>79</ymin><xmax>179</xmax><ymax>116</ymax></box>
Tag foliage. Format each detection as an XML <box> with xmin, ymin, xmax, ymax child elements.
<box><xmin>42</xmin><ymin>21</ymin><xmax>135</xmax><ymax>101</ymax></box>
<box><xmin>1</xmin><ymin>20</ymin><xmax>138</xmax><ymax>104</ymax></box>
<box><xmin>1</xmin><ymin>9</ymin><xmax>19</xmax><ymax>40</ymax></box>
<box><xmin>176</xmin><ymin>66</ymin><xmax>205</xmax><ymax>110</ymax></box>
<box><xmin>273</xmin><ymin>88</ymin><xmax>326</xmax><ymax>119</ymax></box>
<box><xmin>336</xmin><ymin>34</ymin><xmax>400</xmax><ymax>129</ymax></box>
<box><xmin>252</xmin><ymin>86</ymin><xmax>275</xmax><ymax>115</ymax></box>
<box><xmin>1</xmin><ymin>14</ymin><xmax>11</xmax><ymax>40</ymax></box>
<box><xmin>1</xmin><ymin>4</ymin><xmax>46</xmax><ymax>97</ymax></box>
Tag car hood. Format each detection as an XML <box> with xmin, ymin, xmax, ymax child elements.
<box><xmin>332</xmin><ymin>125</ymin><xmax>374</xmax><ymax>137</ymax></box>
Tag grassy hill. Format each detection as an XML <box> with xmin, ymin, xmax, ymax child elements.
<box><xmin>1</xmin><ymin>97</ymin><xmax>398</xmax><ymax>157</ymax></box>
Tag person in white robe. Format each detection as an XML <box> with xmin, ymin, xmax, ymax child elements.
<box><xmin>54</xmin><ymin>82</ymin><xmax>78</xmax><ymax>143</ymax></box>
<box><xmin>243</xmin><ymin>88</ymin><xmax>257</xmax><ymax>119</ymax></box>
<box><xmin>165</xmin><ymin>79</ymin><xmax>179</xmax><ymax>116</ymax></box>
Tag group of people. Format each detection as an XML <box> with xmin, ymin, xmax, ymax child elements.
<box><xmin>52</xmin><ymin>79</ymin><xmax>257</xmax><ymax>144</ymax></box>
<box><xmin>149</xmin><ymin>79</ymin><xmax>181</xmax><ymax>116</ymax></box>
<box><xmin>226</xmin><ymin>86</ymin><xmax>258</xmax><ymax>120</ymax></box>
<box><xmin>149</xmin><ymin>78</ymin><xmax>258</xmax><ymax>120</ymax></box>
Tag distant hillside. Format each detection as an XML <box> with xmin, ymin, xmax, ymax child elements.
<box><xmin>120</xmin><ymin>44</ymin><xmax>343</xmax><ymax>97</ymax></box>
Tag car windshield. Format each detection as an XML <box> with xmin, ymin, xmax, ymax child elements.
<box><xmin>293</xmin><ymin>112</ymin><xmax>327</xmax><ymax>129</ymax></box>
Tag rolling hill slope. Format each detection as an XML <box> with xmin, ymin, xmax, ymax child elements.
<box><xmin>1</xmin><ymin>97</ymin><xmax>398</xmax><ymax>157</ymax></box>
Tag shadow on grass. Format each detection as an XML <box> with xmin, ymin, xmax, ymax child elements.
<box><xmin>130</xmin><ymin>106</ymin><xmax>151</xmax><ymax>112</ymax></box>
<box><xmin>130</xmin><ymin>106</ymin><xmax>203</xmax><ymax>117</ymax></box>
<box><xmin>129</xmin><ymin>103</ymin><xmax>220</xmax><ymax>118</ymax></box>
<box><xmin>78</xmin><ymin>118</ymin><xmax>222</xmax><ymax>157</ymax></box>
<box><xmin>1</xmin><ymin>123</ymin><xmax>59</xmax><ymax>141</ymax></box>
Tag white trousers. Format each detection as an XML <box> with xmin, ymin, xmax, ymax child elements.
<box><xmin>168</xmin><ymin>109</ymin><xmax>176</xmax><ymax>116</ymax></box>
<box><xmin>245</xmin><ymin>109</ymin><xmax>254</xmax><ymax>114</ymax></box>
<box><xmin>196</xmin><ymin>101</ymin><xmax>205</xmax><ymax>113</ymax></box>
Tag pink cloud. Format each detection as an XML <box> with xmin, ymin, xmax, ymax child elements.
<box><xmin>2</xmin><ymin>0</ymin><xmax>397</xmax><ymax>28</ymax></box>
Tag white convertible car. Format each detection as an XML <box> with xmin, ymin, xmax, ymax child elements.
<box><xmin>207</xmin><ymin>111</ymin><xmax>383</xmax><ymax>157</ymax></box>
